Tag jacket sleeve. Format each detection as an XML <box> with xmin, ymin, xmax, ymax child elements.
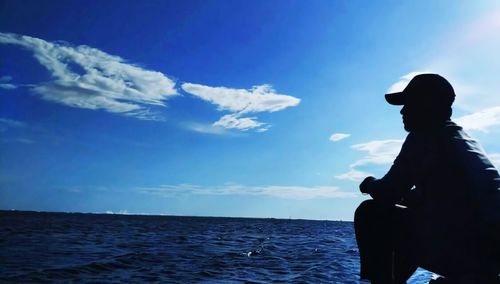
<box><xmin>451</xmin><ymin>129</ymin><xmax>500</xmax><ymax>224</ymax></box>
<box><xmin>367</xmin><ymin>134</ymin><xmax>416</xmax><ymax>204</ymax></box>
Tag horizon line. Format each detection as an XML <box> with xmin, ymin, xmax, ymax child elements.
<box><xmin>0</xmin><ymin>208</ymin><xmax>351</xmax><ymax>222</ymax></box>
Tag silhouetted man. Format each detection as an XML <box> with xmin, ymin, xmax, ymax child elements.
<box><xmin>354</xmin><ymin>74</ymin><xmax>500</xmax><ymax>283</ymax></box>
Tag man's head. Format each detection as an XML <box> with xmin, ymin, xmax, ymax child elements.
<box><xmin>385</xmin><ymin>74</ymin><xmax>455</xmax><ymax>132</ymax></box>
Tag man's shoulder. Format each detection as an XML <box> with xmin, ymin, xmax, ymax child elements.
<box><xmin>402</xmin><ymin>121</ymin><xmax>468</xmax><ymax>154</ymax></box>
<box><xmin>443</xmin><ymin>120</ymin><xmax>464</xmax><ymax>135</ymax></box>
<box><xmin>409</xmin><ymin>121</ymin><xmax>464</xmax><ymax>139</ymax></box>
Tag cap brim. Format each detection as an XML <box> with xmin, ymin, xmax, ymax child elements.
<box><xmin>385</xmin><ymin>92</ymin><xmax>405</xmax><ymax>105</ymax></box>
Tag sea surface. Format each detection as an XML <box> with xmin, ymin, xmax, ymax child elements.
<box><xmin>0</xmin><ymin>210</ymin><xmax>432</xmax><ymax>283</ymax></box>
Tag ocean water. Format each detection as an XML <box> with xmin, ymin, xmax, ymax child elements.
<box><xmin>0</xmin><ymin>211</ymin><xmax>432</xmax><ymax>283</ymax></box>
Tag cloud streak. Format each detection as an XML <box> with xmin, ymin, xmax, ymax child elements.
<box><xmin>0</xmin><ymin>118</ymin><xmax>34</xmax><ymax>144</ymax></box>
<box><xmin>335</xmin><ymin>169</ymin><xmax>372</xmax><ymax>182</ymax></box>
<box><xmin>386</xmin><ymin>71</ymin><xmax>431</xmax><ymax>94</ymax></box>
<box><xmin>336</xmin><ymin>139</ymin><xmax>404</xmax><ymax>182</ymax></box>
<box><xmin>0</xmin><ymin>75</ymin><xmax>17</xmax><ymax>89</ymax></box>
<box><xmin>349</xmin><ymin>139</ymin><xmax>404</xmax><ymax>167</ymax></box>
<box><xmin>137</xmin><ymin>183</ymin><xmax>357</xmax><ymax>200</ymax></box>
<box><xmin>0</xmin><ymin>32</ymin><xmax>178</xmax><ymax>120</ymax></box>
<box><xmin>182</xmin><ymin>83</ymin><xmax>300</xmax><ymax>132</ymax></box>
<box><xmin>0</xmin><ymin>83</ymin><xmax>16</xmax><ymax>90</ymax></box>
<box><xmin>1</xmin><ymin>33</ymin><xmax>299</xmax><ymax>131</ymax></box>
<box><xmin>455</xmin><ymin>106</ymin><xmax>500</xmax><ymax>132</ymax></box>
<box><xmin>0</xmin><ymin>117</ymin><xmax>26</xmax><ymax>132</ymax></box>
<box><xmin>329</xmin><ymin>133</ymin><xmax>350</xmax><ymax>142</ymax></box>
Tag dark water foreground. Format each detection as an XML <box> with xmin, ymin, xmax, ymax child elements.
<box><xmin>0</xmin><ymin>210</ymin><xmax>431</xmax><ymax>283</ymax></box>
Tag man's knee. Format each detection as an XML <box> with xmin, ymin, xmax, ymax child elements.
<box><xmin>355</xmin><ymin>199</ymin><xmax>378</xmax><ymax>224</ymax></box>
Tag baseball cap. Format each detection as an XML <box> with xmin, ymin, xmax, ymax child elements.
<box><xmin>385</xmin><ymin>74</ymin><xmax>455</xmax><ymax>107</ymax></box>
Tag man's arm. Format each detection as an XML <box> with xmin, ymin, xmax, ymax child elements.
<box><xmin>360</xmin><ymin>134</ymin><xmax>416</xmax><ymax>204</ymax></box>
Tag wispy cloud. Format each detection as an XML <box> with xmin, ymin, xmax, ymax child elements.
<box><xmin>182</xmin><ymin>83</ymin><xmax>300</xmax><ymax>132</ymax></box>
<box><xmin>336</xmin><ymin>139</ymin><xmax>404</xmax><ymax>182</ymax></box>
<box><xmin>0</xmin><ymin>75</ymin><xmax>17</xmax><ymax>90</ymax></box>
<box><xmin>0</xmin><ymin>118</ymin><xmax>26</xmax><ymax>132</ymax></box>
<box><xmin>183</xmin><ymin>122</ymin><xmax>229</xmax><ymax>135</ymax></box>
<box><xmin>0</xmin><ymin>83</ymin><xmax>16</xmax><ymax>90</ymax></box>
<box><xmin>0</xmin><ymin>118</ymin><xmax>34</xmax><ymax>144</ymax></box>
<box><xmin>455</xmin><ymin>106</ymin><xmax>500</xmax><ymax>132</ymax></box>
<box><xmin>386</xmin><ymin>71</ymin><xmax>430</xmax><ymax>94</ymax></box>
<box><xmin>182</xmin><ymin>83</ymin><xmax>300</xmax><ymax>113</ymax></box>
<box><xmin>0</xmin><ymin>84</ymin><xmax>16</xmax><ymax>90</ymax></box>
<box><xmin>350</xmin><ymin>139</ymin><xmax>404</xmax><ymax>167</ymax></box>
<box><xmin>329</xmin><ymin>133</ymin><xmax>350</xmax><ymax>142</ymax></box>
<box><xmin>0</xmin><ymin>32</ymin><xmax>178</xmax><ymax>120</ymax></box>
<box><xmin>1</xmin><ymin>33</ymin><xmax>299</xmax><ymax>132</ymax></box>
<box><xmin>105</xmin><ymin>210</ymin><xmax>130</xmax><ymax>215</ymax></box>
<box><xmin>335</xmin><ymin>169</ymin><xmax>372</xmax><ymax>182</ymax></box>
<box><xmin>137</xmin><ymin>183</ymin><xmax>357</xmax><ymax>200</ymax></box>
<box><xmin>213</xmin><ymin>113</ymin><xmax>268</xmax><ymax>132</ymax></box>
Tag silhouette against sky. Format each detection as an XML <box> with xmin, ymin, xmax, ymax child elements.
<box><xmin>1</xmin><ymin>0</ymin><xmax>500</xmax><ymax>220</ymax></box>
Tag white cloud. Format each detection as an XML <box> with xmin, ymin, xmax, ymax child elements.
<box><xmin>386</xmin><ymin>71</ymin><xmax>430</xmax><ymax>94</ymax></box>
<box><xmin>336</xmin><ymin>139</ymin><xmax>404</xmax><ymax>182</ymax></box>
<box><xmin>138</xmin><ymin>183</ymin><xmax>357</xmax><ymax>200</ymax></box>
<box><xmin>0</xmin><ymin>32</ymin><xmax>178</xmax><ymax>120</ymax></box>
<box><xmin>350</xmin><ymin>139</ymin><xmax>404</xmax><ymax>167</ymax></box>
<box><xmin>105</xmin><ymin>210</ymin><xmax>130</xmax><ymax>215</ymax></box>
<box><xmin>0</xmin><ymin>75</ymin><xmax>16</xmax><ymax>89</ymax></box>
<box><xmin>0</xmin><ymin>118</ymin><xmax>26</xmax><ymax>129</ymax></box>
<box><xmin>0</xmin><ymin>83</ymin><xmax>16</xmax><ymax>90</ymax></box>
<box><xmin>329</xmin><ymin>133</ymin><xmax>350</xmax><ymax>142</ymax></box>
<box><xmin>1</xmin><ymin>33</ymin><xmax>298</xmax><ymax>131</ymax></box>
<box><xmin>182</xmin><ymin>83</ymin><xmax>299</xmax><ymax>131</ymax></box>
<box><xmin>335</xmin><ymin>169</ymin><xmax>372</xmax><ymax>182</ymax></box>
<box><xmin>182</xmin><ymin>83</ymin><xmax>300</xmax><ymax>113</ymax></box>
<box><xmin>184</xmin><ymin>122</ymin><xmax>228</xmax><ymax>135</ymax></box>
<box><xmin>0</xmin><ymin>118</ymin><xmax>33</xmax><ymax>143</ymax></box>
<box><xmin>455</xmin><ymin>106</ymin><xmax>500</xmax><ymax>132</ymax></box>
<box><xmin>0</xmin><ymin>117</ymin><xmax>26</xmax><ymax>127</ymax></box>
<box><xmin>213</xmin><ymin>113</ymin><xmax>268</xmax><ymax>131</ymax></box>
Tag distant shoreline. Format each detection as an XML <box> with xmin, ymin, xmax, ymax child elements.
<box><xmin>0</xmin><ymin>209</ymin><xmax>351</xmax><ymax>222</ymax></box>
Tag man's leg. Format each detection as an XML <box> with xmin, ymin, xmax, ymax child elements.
<box><xmin>354</xmin><ymin>199</ymin><xmax>417</xmax><ymax>283</ymax></box>
<box><xmin>414</xmin><ymin>208</ymin><xmax>499</xmax><ymax>282</ymax></box>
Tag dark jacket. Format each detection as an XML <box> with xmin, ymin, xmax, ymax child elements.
<box><xmin>365</xmin><ymin>121</ymin><xmax>500</xmax><ymax>271</ymax></box>
<box><xmin>368</xmin><ymin>120</ymin><xmax>500</xmax><ymax>224</ymax></box>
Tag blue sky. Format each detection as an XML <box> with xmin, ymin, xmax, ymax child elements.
<box><xmin>2</xmin><ymin>0</ymin><xmax>500</xmax><ymax>220</ymax></box>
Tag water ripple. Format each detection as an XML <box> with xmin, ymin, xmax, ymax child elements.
<box><xmin>0</xmin><ymin>211</ymin><xmax>432</xmax><ymax>283</ymax></box>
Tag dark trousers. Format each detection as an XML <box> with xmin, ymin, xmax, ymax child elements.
<box><xmin>354</xmin><ymin>200</ymin><xmax>418</xmax><ymax>283</ymax></box>
<box><xmin>355</xmin><ymin>199</ymin><xmax>500</xmax><ymax>283</ymax></box>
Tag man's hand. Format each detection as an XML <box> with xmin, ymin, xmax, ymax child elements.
<box><xmin>360</xmin><ymin>176</ymin><xmax>376</xmax><ymax>194</ymax></box>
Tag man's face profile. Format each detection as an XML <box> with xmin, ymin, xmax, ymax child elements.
<box><xmin>400</xmin><ymin>99</ymin><xmax>446</xmax><ymax>132</ymax></box>
<box><xmin>400</xmin><ymin>104</ymin><xmax>418</xmax><ymax>132</ymax></box>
